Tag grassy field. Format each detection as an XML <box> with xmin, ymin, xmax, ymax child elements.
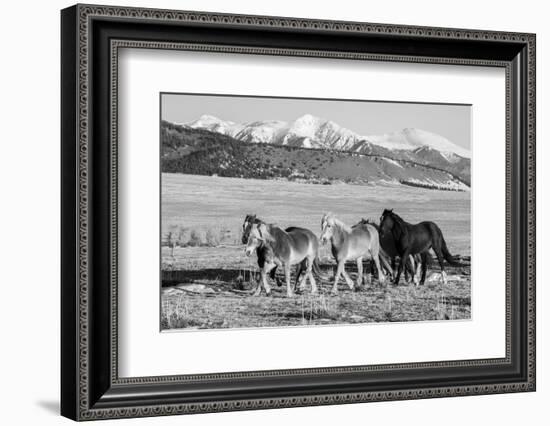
<box><xmin>161</xmin><ymin>173</ymin><xmax>471</xmax><ymax>330</ymax></box>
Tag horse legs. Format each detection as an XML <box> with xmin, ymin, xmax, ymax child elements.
<box><xmin>356</xmin><ymin>257</ymin><xmax>363</xmax><ymax>288</ymax></box>
<box><xmin>405</xmin><ymin>255</ymin><xmax>415</xmax><ymax>285</ymax></box>
<box><xmin>432</xmin><ymin>246</ymin><xmax>448</xmax><ymax>285</ymax></box>
<box><xmin>253</xmin><ymin>273</ymin><xmax>263</xmax><ymax>296</ymax></box>
<box><xmin>306</xmin><ymin>257</ymin><xmax>318</xmax><ymax>295</ymax></box>
<box><xmin>341</xmin><ymin>267</ymin><xmax>354</xmax><ymax>291</ymax></box>
<box><xmin>379</xmin><ymin>254</ymin><xmax>393</xmax><ymax>281</ymax></box>
<box><xmin>332</xmin><ymin>260</ymin><xmax>345</xmax><ymax>295</ymax></box>
<box><xmin>412</xmin><ymin>255</ymin><xmax>422</xmax><ymax>286</ymax></box>
<box><xmin>270</xmin><ymin>266</ymin><xmax>282</xmax><ymax>286</ymax></box>
<box><xmin>420</xmin><ymin>252</ymin><xmax>428</xmax><ymax>286</ymax></box>
<box><xmin>295</xmin><ymin>260</ymin><xmax>306</xmax><ymax>292</ymax></box>
<box><xmin>371</xmin><ymin>253</ymin><xmax>385</xmax><ymax>285</ymax></box>
<box><xmin>255</xmin><ymin>261</ymin><xmax>275</xmax><ymax>296</ymax></box>
<box><xmin>284</xmin><ymin>263</ymin><xmax>294</xmax><ymax>297</ymax></box>
<box><xmin>404</xmin><ymin>257</ymin><xmax>411</xmax><ymax>283</ymax></box>
<box><xmin>394</xmin><ymin>249</ymin><xmax>410</xmax><ymax>285</ymax></box>
<box><xmin>260</xmin><ymin>262</ymin><xmax>277</xmax><ymax>296</ymax></box>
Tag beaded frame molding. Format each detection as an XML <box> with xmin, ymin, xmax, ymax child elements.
<box><xmin>61</xmin><ymin>4</ymin><xmax>536</xmax><ymax>421</ymax></box>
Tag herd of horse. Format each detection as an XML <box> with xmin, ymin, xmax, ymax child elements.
<box><xmin>241</xmin><ymin>210</ymin><xmax>465</xmax><ymax>297</ymax></box>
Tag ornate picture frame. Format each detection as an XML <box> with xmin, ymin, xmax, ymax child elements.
<box><xmin>61</xmin><ymin>4</ymin><xmax>535</xmax><ymax>421</ymax></box>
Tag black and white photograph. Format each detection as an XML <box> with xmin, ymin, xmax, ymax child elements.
<box><xmin>54</xmin><ymin>2</ymin><xmax>537</xmax><ymax>422</ymax></box>
<box><xmin>160</xmin><ymin>93</ymin><xmax>472</xmax><ymax>330</ymax></box>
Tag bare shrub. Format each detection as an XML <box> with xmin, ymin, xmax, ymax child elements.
<box><xmin>204</xmin><ymin>228</ymin><xmax>221</xmax><ymax>247</ymax></box>
<box><xmin>300</xmin><ymin>293</ymin><xmax>338</xmax><ymax>324</ymax></box>
<box><xmin>164</xmin><ymin>225</ymin><xmax>191</xmax><ymax>255</ymax></box>
<box><xmin>188</xmin><ymin>228</ymin><xmax>204</xmax><ymax>247</ymax></box>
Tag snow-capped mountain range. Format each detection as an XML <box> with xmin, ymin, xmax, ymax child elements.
<box><xmin>161</xmin><ymin>118</ymin><xmax>471</xmax><ymax>191</ymax></box>
<box><xmin>185</xmin><ymin>113</ymin><xmax>471</xmax><ymax>160</ymax></box>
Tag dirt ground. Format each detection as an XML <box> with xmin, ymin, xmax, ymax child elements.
<box><xmin>161</xmin><ymin>246</ymin><xmax>471</xmax><ymax>331</ymax></box>
<box><xmin>160</xmin><ymin>174</ymin><xmax>471</xmax><ymax>331</ymax></box>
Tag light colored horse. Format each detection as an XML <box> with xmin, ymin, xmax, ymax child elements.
<box><xmin>320</xmin><ymin>212</ymin><xmax>385</xmax><ymax>294</ymax></box>
<box><xmin>244</xmin><ymin>220</ymin><xmax>321</xmax><ymax>297</ymax></box>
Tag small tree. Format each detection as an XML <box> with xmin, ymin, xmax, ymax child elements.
<box><xmin>188</xmin><ymin>229</ymin><xmax>204</xmax><ymax>247</ymax></box>
<box><xmin>205</xmin><ymin>228</ymin><xmax>220</xmax><ymax>247</ymax></box>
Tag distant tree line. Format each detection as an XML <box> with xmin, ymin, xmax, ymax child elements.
<box><xmin>399</xmin><ymin>179</ymin><xmax>466</xmax><ymax>192</ymax></box>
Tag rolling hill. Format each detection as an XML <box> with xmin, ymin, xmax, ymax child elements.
<box><xmin>161</xmin><ymin>121</ymin><xmax>470</xmax><ymax>191</ymax></box>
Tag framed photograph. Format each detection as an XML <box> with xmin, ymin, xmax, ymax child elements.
<box><xmin>61</xmin><ymin>4</ymin><xmax>536</xmax><ymax>421</ymax></box>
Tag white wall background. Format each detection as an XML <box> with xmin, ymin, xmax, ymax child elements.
<box><xmin>0</xmin><ymin>0</ymin><xmax>546</xmax><ymax>424</ymax></box>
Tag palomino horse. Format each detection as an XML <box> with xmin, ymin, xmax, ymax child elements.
<box><xmin>242</xmin><ymin>214</ymin><xmax>281</xmax><ymax>285</ymax></box>
<box><xmin>320</xmin><ymin>213</ymin><xmax>385</xmax><ymax>295</ymax></box>
<box><xmin>242</xmin><ymin>214</ymin><xmax>311</xmax><ymax>290</ymax></box>
<box><xmin>379</xmin><ymin>209</ymin><xmax>465</xmax><ymax>286</ymax></box>
<box><xmin>243</xmin><ymin>217</ymin><xmax>322</xmax><ymax>297</ymax></box>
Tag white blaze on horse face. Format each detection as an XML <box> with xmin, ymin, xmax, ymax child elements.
<box><xmin>241</xmin><ymin>218</ymin><xmax>253</xmax><ymax>245</ymax></box>
<box><xmin>320</xmin><ymin>218</ymin><xmax>333</xmax><ymax>244</ymax></box>
<box><xmin>244</xmin><ymin>227</ymin><xmax>262</xmax><ymax>256</ymax></box>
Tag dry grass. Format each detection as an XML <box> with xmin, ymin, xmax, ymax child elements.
<box><xmin>160</xmin><ymin>174</ymin><xmax>471</xmax><ymax>331</ymax></box>
<box><xmin>161</xmin><ymin>263</ymin><xmax>471</xmax><ymax>330</ymax></box>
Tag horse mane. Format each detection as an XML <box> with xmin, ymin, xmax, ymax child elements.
<box><xmin>323</xmin><ymin>212</ymin><xmax>352</xmax><ymax>233</ymax></box>
<box><xmin>245</xmin><ymin>214</ymin><xmax>263</xmax><ymax>225</ymax></box>
<box><xmin>356</xmin><ymin>217</ymin><xmax>379</xmax><ymax>230</ymax></box>
<box><xmin>384</xmin><ymin>210</ymin><xmax>409</xmax><ymax>237</ymax></box>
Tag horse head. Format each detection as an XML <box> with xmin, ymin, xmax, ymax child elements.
<box><xmin>320</xmin><ymin>212</ymin><xmax>336</xmax><ymax>244</ymax></box>
<box><xmin>244</xmin><ymin>222</ymin><xmax>270</xmax><ymax>256</ymax></box>
<box><xmin>242</xmin><ymin>213</ymin><xmax>259</xmax><ymax>244</ymax></box>
<box><xmin>379</xmin><ymin>209</ymin><xmax>396</xmax><ymax>237</ymax></box>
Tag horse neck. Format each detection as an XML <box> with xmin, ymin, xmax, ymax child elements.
<box><xmin>263</xmin><ymin>224</ymin><xmax>282</xmax><ymax>245</ymax></box>
<box><xmin>391</xmin><ymin>216</ymin><xmax>409</xmax><ymax>240</ymax></box>
<box><xmin>330</xmin><ymin>222</ymin><xmax>347</xmax><ymax>248</ymax></box>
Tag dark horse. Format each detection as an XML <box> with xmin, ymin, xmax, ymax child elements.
<box><xmin>357</xmin><ymin>218</ymin><xmax>421</xmax><ymax>284</ymax></box>
<box><xmin>379</xmin><ymin>209</ymin><xmax>464</xmax><ymax>285</ymax></box>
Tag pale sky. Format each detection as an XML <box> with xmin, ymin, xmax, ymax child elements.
<box><xmin>161</xmin><ymin>93</ymin><xmax>471</xmax><ymax>150</ymax></box>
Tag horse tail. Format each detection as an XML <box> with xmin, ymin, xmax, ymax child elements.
<box><xmin>438</xmin><ymin>229</ymin><xmax>467</xmax><ymax>267</ymax></box>
<box><xmin>312</xmin><ymin>258</ymin><xmax>332</xmax><ymax>281</ymax></box>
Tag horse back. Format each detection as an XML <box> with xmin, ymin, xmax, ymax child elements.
<box><xmin>403</xmin><ymin>221</ymin><xmax>442</xmax><ymax>253</ymax></box>
<box><xmin>347</xmin><ymin>223</ymin><xmax>379</xmax><ymax>254</ymax></box>
<box><xmin>269</xmin><ymin>226</ymin><xmax>316</xmax><ymax>261</ymax></box>
<box><xmin>418</xmin><ymin>221</ymin><xmax>443</xmax><ymax>238</ymax></box>
<box><xmin>284</xmin><ymin>226</ymin><xmax>318</xmax><ymax>252</ymax></box>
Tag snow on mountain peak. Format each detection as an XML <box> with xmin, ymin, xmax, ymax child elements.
<box><xmin>184</xmin><ymin>114</ymin><xmax>470</xmax><ymax>159</ymax></box>
<box><xmin>189</xmin><ymin>114</ymin><xmax>225</xmax><ymax>126</ymax></box>
<box><xmin>288</xmin><ymin>114</ymin><xmax>324</xmax><ymax>136</ymax></box>
<box><xmin>188</xmin><ymin>115</ymin><xmax>244</xmax><ymax>137</ymax></box>
<box><xmin>365</xmin><ymin>128</ymin><xmax>470</xmax><ymax>158</ymax></box>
